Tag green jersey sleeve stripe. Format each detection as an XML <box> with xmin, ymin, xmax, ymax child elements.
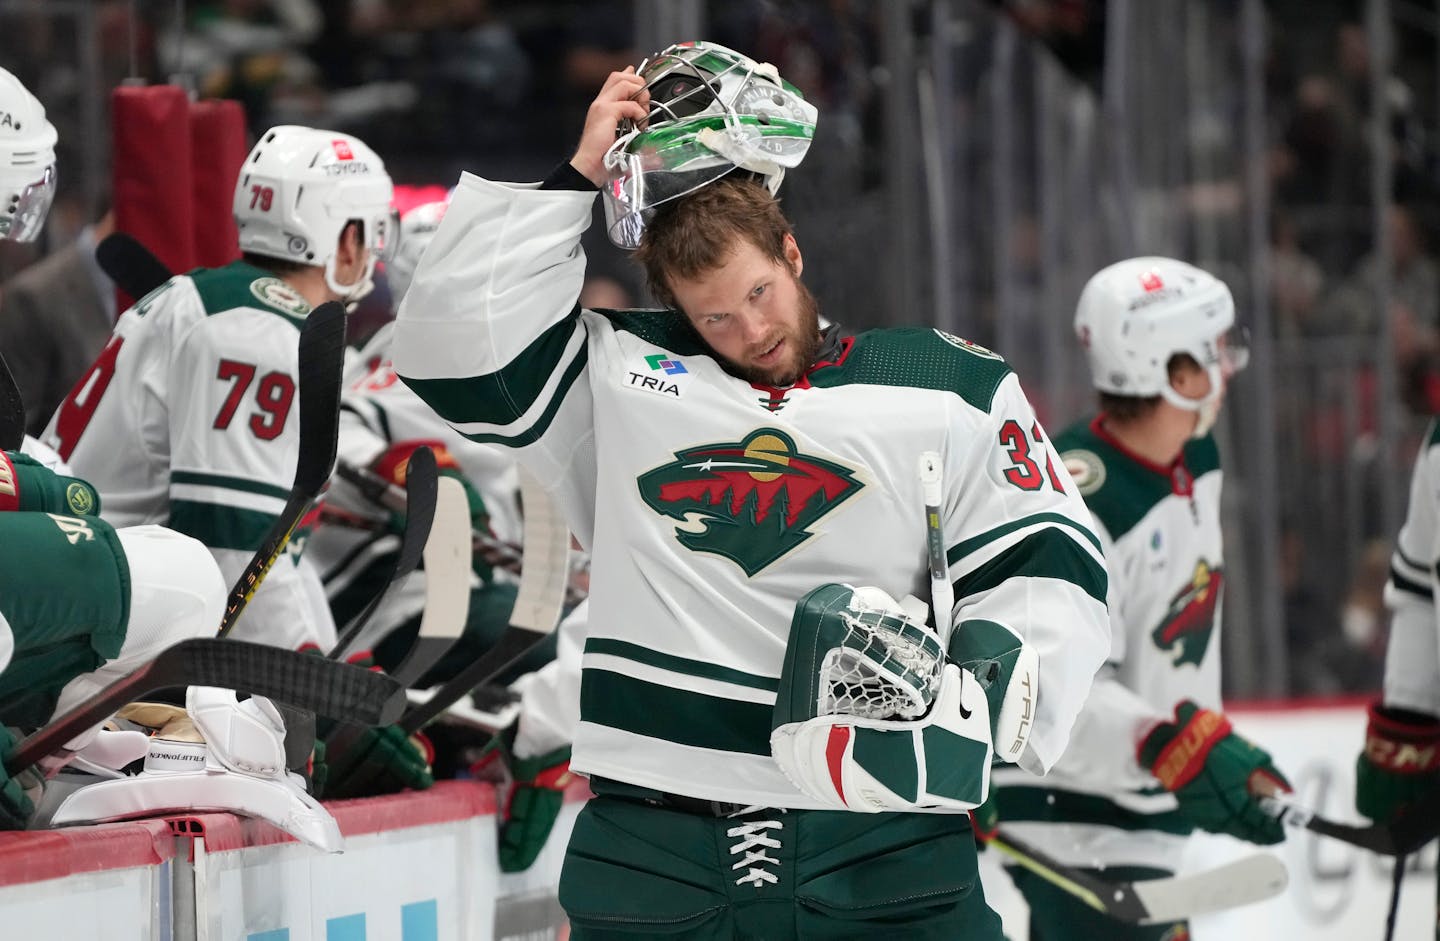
<box><xmin>169</xmin><ymin>499</ymin><xmax>278</xmax><ymax>551</ymax></box>
<box><xmin>400</xmin><ymin>311</ymin><xmax>583</xmax><ymax>429</ymax></box>
<box><xmin>947</xmin><ymin>512</ymin><xmax>1103</xmax><ymax>567</ymax></box>
<box><xmin>584</xmin><ymin>637</ymin><xmax>781</xmax><ymax>692</ymax></box>
<box><xmin>454</xmin><ymin>345</ymin><xmax>589</xmax><ymax>447</ymax></box>
<box><xmin>995</xmin><ymin>785</ymin><xmax>1194</xmax><ymax>835</ymax></box>
<box><xmin>952</xmin><ymin>526</ymin><xmax>1108</xmax><ymax>605</ymax></box>
<box><xmin>1390</xmin><ymin>563</ymin><xmax>1434</xmax><ymax>601</ymax></box>
<box><xmin>170</xmin><ymin>470</ymin><xmax>291</xmax><ymax>502</ymax></box>
<box><xmin>581</xmin><ymin>668</ymin><xmax>774</xmax><ymax>756</ymax></box>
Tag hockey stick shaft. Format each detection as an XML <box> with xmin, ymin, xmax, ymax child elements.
<box><xmin>217</xmin><ymin>300</ymin><xmax>346</xmax><ymax>638</ymax></box>
<box><xmin>0</xmin><ymin>351</ymin><xmax>24</xmax><ymax>451</ymax></box>
<box><xmin>319</xmin><ymin>503</ymin><xmax>527</xmax><ymax>576</ymax></box>
<box><xmin>327</xmin><ymin>445</ymin><xmax>438</xmax><ymax>660</ymax></box>
<box><xmin>95</xmin><ymin>231</ymin><xmax>174</xmax><ymax>300</ymax></box>
<box><xmin>389</xmin><ymin>475</ymin><xmax>473</xmax><ymax>687</ymax></box>
<box><xmin>918</xmin><ymin>452</ymin><xmax>954</xmax><ymax>642</ymax></box>
<box><xmin>8</xmin><ymin>639</ymin><xmax>407</xmax><ymax>773</ymax></box>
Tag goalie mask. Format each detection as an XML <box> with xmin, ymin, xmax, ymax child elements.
<box><xmin>1074</xmin><ymin>257</ymin><xmax>1248</xmax><ymax>437</ymax></box>
<box><xmin>602</xmin><ymin>41</ymin><xmax>818</xmax><ymax>249</ymax></box>
<box><xmin>234</xmin><ymin>125</ymin><xmax>398</xmax><ymax>307</ymax></box>
<box><xmin>0</xmin><ymin>66</ymin><xmax>57</xmax><ymax>243</ymax></box>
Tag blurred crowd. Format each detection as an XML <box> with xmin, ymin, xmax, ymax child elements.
<box><xmin>5</xmin><ymin>0</ymin><xmax>1440</xmax><ymax>698</ymax></box>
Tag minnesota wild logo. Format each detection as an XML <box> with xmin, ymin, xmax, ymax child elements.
<box><xmin>1152</xmin><ymin>560</ymin><xmax>1224</xmax><ymax>667</ymax></box>
<box><xmin>637</xmin><ymin>429</ymin><xmax>864</xmax><ymax>576</ymax></box>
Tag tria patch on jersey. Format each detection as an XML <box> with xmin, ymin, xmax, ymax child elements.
<box><xmin>1152</xmin><ymin>560</ymin><xmax>1223</xmax><ymax>667</ymax></box>
<box><xmin>249</xmin><ymin>277</ymin><xmax>312</xmax><ymax>319</ymax></box>
<box><xmin>1062</xmin><ymin>449</ymin><xmax>1106</xmax><ymax>497</ymax></box>
<box><xmin>623</xmin><ymin>351</ymin><xmax>692</xmax><ymax>399</ymax></box>
<box><xmin>932</xmin><ymin>329</ymin><xmax>1002</xmax><ymax>361</ymax></box>
<box><xmin>636</xmin><ymin>428</ymin><xmax>864</xmax><ymax>576</ymax></box>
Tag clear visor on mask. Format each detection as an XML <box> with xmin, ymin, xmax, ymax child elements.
<box><xmin>1216</xmin><ymin>325</ymin><xmax>1250</xmax><ymax>377</ymax></box>
<box><xmin>602</xmin><ymin>136</ymin><xmax>740</xmax><ymax>249</ymax></box>
<box><xmin>370</xmin><ymin>207</ymin><xmax>400</xmax><ymax>263</ymax></box>
<box><xmin>0</xmin><ymin>164</ymin><xmax>56</xmax><ymax>243</ymax></box>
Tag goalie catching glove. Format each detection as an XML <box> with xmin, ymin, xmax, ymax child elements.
<box><xmin>1355</xmin><ymin>702</ymin><xmax>1440</xmax><ymax>825</ymax></box>
<box><xmin>771</xmin><ymin>583</ymin><xmax>1001</xmax><ymax>812</ymax></box>
<box><xmin>1139</xmin><ymin>700</ymin><xmax>1291</xmax><ymax>845</ymax></box>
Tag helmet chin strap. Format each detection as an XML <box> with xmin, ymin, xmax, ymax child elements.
<box><xmin>324</xmin><ymin>254</ymin><xmax>376</xmax><ymax>312</ymax></box>
<box><xmin>1158</xmin><ymin>364</ymin><xmax>1224</xmax><ymax>439</ymax></box>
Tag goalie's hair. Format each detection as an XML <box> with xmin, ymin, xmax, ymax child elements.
<box><xmin>634</xmin><ymin>174</ymin><xmax>793</xmax><ymax>311</ymax></box>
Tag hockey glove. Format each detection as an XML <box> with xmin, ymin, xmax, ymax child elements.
<box><xmin>948</xmin><ymin>619</ymin><xmax>1038</xmax><ymax>764</ymax></box>
<box><xmin>473</xmin><ymin>731</ymin><xmax>573</xmax><ymax>872</ymax></box>
<box><xmin>771</xmin><ymin>583</ymin><xmax>994</xmax><ymax>812</ymax></box>
<box><xmin>313</xmin><ymin>651</ymin><xmax>434</xmax><ymax>799</ymax></box>
<box><xmin>0</xmin><ymin>726</ymin><xmax>35</xmax><ymax>830</ymax></box>
<box><xmin>970</xmin><ymin>791</ymin><xmax>1000</xmax><ymax>849</ymax></box>
<box><xmin>1139</xmin><ymin>700</ymin><xmax>1290</xmax><ymax>845</ymax></box>
<box><xmin>1355</xmin><ymin>702</ymin><xmax>1440</xmax><ymax>825</ymax></box>
<box><xmin>0</xmin><ymin>450</ymin><xmax>101</xmax><ymax>516</ymax></box>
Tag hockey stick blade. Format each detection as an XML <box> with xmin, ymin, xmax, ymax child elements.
<box><xmin>398</xmin><ymin>469</ymin><xmax>569</xmax><ymax>734</ymax></box>
<box><xmin>990</xmin><ymin>829</ymin><xmax>1288</xmax><ymax>924</ymax></box>
<box><xmin>95</xmin><ymin>231</ymin><xmax>174</xmax><ymax>300</ymax></box>
<box><xmin>217</xmin><ymin>301</ymin><xmax>346</xmax><ymax>637</ymax></box>
<box><xmin>8</xmin><ymin>638</ymin><xmax>406</xmax><ymax>774</ymax></box>
<box><xmin>328</xmin><ymin>445</ymin><xmax>438</xmax><ymax>660</ymax></box>
<box><xmin>0</xmin><ymin>351</ymin><xmax>23</xmax><ymax>451</ymax></box>
<box><xmin>1260</xmin><ymin>785</ymin><xmax>1440</xmax><ymax>856</ymax></box>
<box><xmin>389</xmin><ymin>475</ymin><xmax>473</xmax><ymax>687</ymax></box>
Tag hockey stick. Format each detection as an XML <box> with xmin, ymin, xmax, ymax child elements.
<box><xmin>388</xmin><ymin>475</ymin><xmax>473</xmax><ymax>687</ymax></box>
<box><xmin>0</xmin><ymin>351</ymin><xmax>23</xmax><ymax>451</ymax></box>
<box><xmin>326</xmin><ymin>445</ymin><xmax>438</xmax><ymax>661</ymax></box>
<box><xmin>96</xmin><ymin>231</ymin><xmax>173</xmax><ymax>300</ymax></box>
<box><xmin>6</xmin><ymin>638</ymin><xmax>407</xmax><ymax>775</ymax></box>
<box><xmin>394</xmin><ymin>468</ymin><xmax>569</xmax><ymax>735</ymax></box>
<box><xmin>1256</xmin><ymin>781</ymin><xmax>1440</xmax><ymax>856</ymax></box>
<box><xmin>336</xmin><ymin>458</ymin><xmax>587</xmax><ymax>604</ymax></box>
<box><xmin>988</xmin><ymin>827</ymin><xmax>1289</xmax><ymax>924</ymax></box>
<box><xmin>217</xmin><ymin>300</ymin><xmax>346</xmax><ymax>637</ymax></box>
<box><xmin>319</xmin><ymin>502</ymin><xmax>529</xmax><ymax>581</ymax></box>
<box><xmin>918</xmin><ymin>452</ymin><xmax>954</xmax><ymax>642</ymax></box>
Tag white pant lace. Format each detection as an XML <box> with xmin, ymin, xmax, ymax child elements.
<box><xmin>727</xmin><ymin>807</ymin><xmax>784</xmax><ymax>888</ymax></box>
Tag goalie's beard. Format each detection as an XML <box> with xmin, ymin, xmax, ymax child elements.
<box><xmin>712</xmin><ymin>278</ymin><xmax>824</xmax><ymax>388</ymax></box>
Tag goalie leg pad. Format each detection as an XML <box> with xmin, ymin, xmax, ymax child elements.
<box><xmin>948</xmin><ymin>619</ymin><xmax>1038</xmax><ymax>764</ymax></box>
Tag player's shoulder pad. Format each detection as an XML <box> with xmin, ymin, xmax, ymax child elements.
<box><xmin>189</xmin><ymin>259</ymin><xmax>309</xmax><ymax>327</ymax></box>
<box><xmin>816</xmin><ymin>327</ymin><xmax>1013</xmax><ymax>413</ymax></box>
<box><xmin>592</xmin><ymin>307</ymin><xmax>709</xmax><ymax>356</ymax></box>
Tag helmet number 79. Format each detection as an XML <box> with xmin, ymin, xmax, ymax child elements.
<box><xmin>998</xmin><ymin>419</ymin><xmax>1066</xmax><ymax>493</ymax></box>
<box><xmin>249</xmin><ymin>185</ymin><xmax>274</xmax><ymax>212</ymax></box>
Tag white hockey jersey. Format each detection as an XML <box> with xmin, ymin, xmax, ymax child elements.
<box><xmin>1383</xmin><ymin>419</ymin><xmax>1440</xmax><ymax>717</ymax></box>
<box><xmin>391</xmin><ymin>174</ymin><xmax>1111</xmax><ymax>808</ymax></box>
<box><xmin>308</xmin><ymin>320</ymin><xmax>523</xmax><ymax>649</ymax></box>
<box><xmin>992</xmin><ymin>415</ymin><xmax>1225</xmax><ymax>869</ymax></box>
<box><xmin>40</xmin><ymin>260</ymin><xmax>336</xmax><ymax>651</ymax></box>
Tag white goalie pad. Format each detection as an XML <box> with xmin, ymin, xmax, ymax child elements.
<box><xmin>49</xmin><ymin>686</ymin><xmax>342</xmax><ymax>852</ymax></box>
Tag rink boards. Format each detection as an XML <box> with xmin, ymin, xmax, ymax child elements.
<box><xmin>0</xmin><ymin>701</ymin><xmax>1434</xmax><ymax>939</ymax></box>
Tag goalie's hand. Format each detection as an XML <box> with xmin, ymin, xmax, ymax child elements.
<box><xmin>1355</xmin><ymin>702</ymin><xmax>1440</xmax><ymax>826</ymax></box>
<box><xmin>770</xmin><ymin>583</ymin><xmax>994</xmax><ymax>813</ymax></box>
<box><xmin>1139</xmin><ymin>700</ymin><xmax>1290</xmax><ymax>845</ymax></box>
<box><xmin>571</xmin><ymin>67</ymin><xmax>649</xmax><ymax>187</ymax></box>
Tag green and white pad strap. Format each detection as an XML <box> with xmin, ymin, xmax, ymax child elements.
<box><xmin>771</xmin><ymin>583</ymin><xmax>993</xmax><ymax>813</ymax></box>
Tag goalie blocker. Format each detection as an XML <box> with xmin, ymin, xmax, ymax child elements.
<box><xmin>770</xmin><ymin>583</ymin><xmax>1038</xmax><ymax>812</ymax></box>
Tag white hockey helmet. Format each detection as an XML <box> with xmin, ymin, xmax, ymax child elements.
<box><xmin>1074</xmin><ymin>256</ymin><xmax>1248</xmax><ymax>421</ymax></box>
<box><xmin>385</xmin><ymin>198</ymin><xmax>448</xmax><ymax>303</ymax></box>
<box><xmin>602</xmin><ymin>41</ymin><xmax>818</xmax><ymax>249</ymax></box>
<box><xmin>234</xmin><ymin>125</ymin><xmax>397</xmax><ymax>305</ymax></box>
<box><xmin>0</xmin><ymin>67</ymin><xmax>57</xmax><ymax>243</ymax></box>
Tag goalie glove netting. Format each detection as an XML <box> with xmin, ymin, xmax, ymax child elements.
<box><xmin>818</xmin><ymin>606</ymin><xmax>944</xmax><ymax>721</ymax></box>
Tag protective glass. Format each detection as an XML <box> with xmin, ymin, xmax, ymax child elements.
<box><xmin>0</xmin><ymin>163</ymin><xmax>55</xmax><ymax>243</ymax></box>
